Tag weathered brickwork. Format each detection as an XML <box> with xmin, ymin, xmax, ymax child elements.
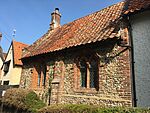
<box><xmin>61</xmin><ymin>95</ymin><xmax>131</xmax><ymax>107</ymax></box>
<box><xmin>20</xmin><ymin>38</ymin><xmax>132</xmax><ymax>106</ymax></box>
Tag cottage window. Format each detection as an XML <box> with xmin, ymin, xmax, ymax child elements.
<box><xmin>37</xmin><ymin>72</ymin><xmax>41</xmax><ymax>86</ymax></box>
<box><xmin>78</xmin><ymin>57</ymin><xmax>99</xmax><ymax>91</ymax></box>
<box><xmin>42</xmin><ymin>66</ymin><xmax>47</xmax><ymax>86</ymax></box>
<box><xmin>4</xmin><ymin>60</ymin><xmax>11</xmax><ymax>73</ymax></box>
<box><xmin>90</xmin><ymin>59</ymin><xmax>99</xmax><ymax>88</ymax></box>
<box><xmin>3</xmin><ymin>80</ymin><xmax>9</xmax><ymax>85</ymax></box>
<box><xmin>79</xmin><ymin>60</ymin><xmax>87</xmax><ymax>87</ymax></box>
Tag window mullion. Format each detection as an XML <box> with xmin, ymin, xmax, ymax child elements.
<box><xmin>87</xmin><ymin>62</ymin><xmax>90</xmax><ymax>88</ymax></box>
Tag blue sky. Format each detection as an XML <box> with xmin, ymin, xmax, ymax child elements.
<box><xmin>0</xmin><ymin>0</ymin><xmax>121</xmax><ymax>52</ymax></box>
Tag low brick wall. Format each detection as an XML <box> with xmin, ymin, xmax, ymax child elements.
<box><xmin>61</xmin><ymin>94</ymin><xmax>131</xmax><ymax>107</ymax></box>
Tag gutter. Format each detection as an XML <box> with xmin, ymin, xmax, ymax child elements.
<box><xmin>127</xmin><ymin>16</ymin><xmax>137</xmax><ymax>107</ymax></box>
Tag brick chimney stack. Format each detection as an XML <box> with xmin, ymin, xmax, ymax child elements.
<box><xmin>50</xmin><ymin>8</ymin><xmax>61</xmax><ymax>30</ymax></box>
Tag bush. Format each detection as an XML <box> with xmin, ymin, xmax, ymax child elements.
<box><xmin>24</xmin><ymin>91</ymin><xmax>46</xmax><ymax>112</ymax></box>
<box><xmin>2</xmin><ymin>88</ymin><xmax>46</xmax><ymax>113</ymax></box>
<box><xmin>38</xmin><ymin>104</ymin><xmax>150</xmax><ymax>113</ymax></box>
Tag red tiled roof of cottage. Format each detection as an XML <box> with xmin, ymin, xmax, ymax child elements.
<box><xmin>124</xmin><ymin>0</ymin><xmax>150</xmax><ymax>14</ymax></box>
<box><xmin>23</xmin><ymin>2</ymin><xmax>125</xmax><ymax>58</ymax></box>
<box><xmin>12</xmin><ymin>40</ymin><xmax>28</xmax><ymax>65</ymax></box>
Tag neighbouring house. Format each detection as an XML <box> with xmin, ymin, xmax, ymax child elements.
<box><xmin>0</xmin><ymin>33</ymin><xmax>4</xmax><ymax>83</ymax></box>
<box><xmin>20</xmin><ymin>0</ymin><xmax>150</xmax><ymax>107</ymax></box>
<box><xmin>124</xmin><ymin>0</ymin><xmax>150</xmax><ymax>107</ymax></box>
<box><xmin>0</xmin><ymin>40</ymin><xmax>28</xmax><ymax>87</ymax></box>
<box><xmin>0</xmin><ymin>47</ymin><xmax>6</xmax><ymax>84</ymax></box>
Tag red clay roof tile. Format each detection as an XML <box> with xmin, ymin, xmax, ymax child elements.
<box><xmin>22</xmin><ymin>0</ymin><xmax>150</xmax><ymax>58</ymax></box>
<box><xmin>23</xmin><ymin>2</ymin><xmax>125</xmax><ymax>58</ymax></box>
<box><xmin>125</xmin><ymin>0</ymin><xmax>150</xmax><ymax>14</ymax></box>
<box><xmin>12</xmin><ymin>40</ymin><xmax>28</xmax><ymax>65</ymax></box>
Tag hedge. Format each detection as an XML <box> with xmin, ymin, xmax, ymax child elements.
<box><xmin>38</xmin><ymin>104</ymin><xmax>150</xmax><ymax>113</ymax></box>
<box><xmin>2</xmin><ymin>88</ymin><xmax>46</xmax><ymax>113</ymax></box>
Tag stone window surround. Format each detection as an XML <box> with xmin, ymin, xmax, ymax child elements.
<box><xmin>37</xmin><ymin>71</ymin><xmax>41</xmax><ymax>86</ymax></box>
<box><xmin>74</xmin><ymin>53</ymin><xmax>99</xmax><ymax>93</ymax></box>
<box><xmin>36</xmin><ymin>65</ymin><xmax>47</xmax><ymax>87</ymax></box>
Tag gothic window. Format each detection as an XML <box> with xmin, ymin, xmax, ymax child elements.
<box><xmin>37</xmin><ymin>71</ymin><xmax>41</xmax><ymax>86</ymax></box>
<box><xmin>79</xmin><ymin>60</ymin><xmax>87</xmax><ymax>87</ymax></box>
<box><xmin>77</xmin><ymin>56</ymin><xmax>99</xmax><ymax>90</ymax></box>
<box><xmin>42</xmin><ymin>66</ymin><xmax>47</xmax><ymax>86</ymax></box>
<box><xmin>89</xmin><ymin>59</ymin><xmax>98</xmax><ymax>89</ymax></box>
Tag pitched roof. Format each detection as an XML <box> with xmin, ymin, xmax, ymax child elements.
<box><xmin>23</xmin><ymin>1</ymin><xmax>125</xmax><ymax>58</ymax></box>
<box><xmin>22</xmin><ymin>0</ymin><xmax>150</xmax><ymax>59</ymax></box>
<box><xmin>124</xmin><ymin>0</ymin><xmax>150</xmax><ymax>14</ymax></box>
<box><xmin>0</xmin><ymin>46</ymin><xmax>6</xmax><ymax>62</ymax></box>
<box><xmin>3</xmin><ymin>53</ymin><xmax>6</xmax><ymax>60</ymax></box>
<box><xmin>12</xmin><ymin>40</ymin><xmax>28</xmax><ymax>65</ymax></box>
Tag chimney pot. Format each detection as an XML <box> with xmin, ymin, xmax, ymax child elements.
<box><xmin>50</xmin><ymin>8</ymin><xmax>61</xmax><ymax>30</ymax></box>
<box><xmin>0</xmin><ymin>33</ymin><xmax>2</xmax><ymax>41</ymax></box>
<box><xmin>0</xmin><ymin>33</ymin><xmax>2</xmax><ymax>38</ymax></box>
<box><xmin>55</xmin><ymin>8</ymin><xmax>59</xmax><ymax>11</ymax></box>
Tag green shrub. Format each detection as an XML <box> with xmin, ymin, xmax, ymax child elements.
<box><xmin>24</xmin><ymin>91</ymin><xmax>46</xmax><ymax>112</ymax></box>
<box><xmin>2</xmin><ymin>88</ymin><xmax>46</xmax><ymax>113</ymax></box>
<box><xmin>64</xmin><ymin>104</ymin><xmax>98</xmax><ymax>113</ymax></box>
<box><xmin>38</xmin><ymin>104</ymin><xmax>150</xmax><ymax>113</ymax></box>
<box><xmin>96</xmin><ymin>107</ymin><xmax>149</xmax><ymax>113</ymax></box>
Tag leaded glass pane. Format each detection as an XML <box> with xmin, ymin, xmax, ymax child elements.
<box><xmin>89</xmin><ymin>60</ymin><xmax>98</xmax><ymax>88</ymax></box>
<box><xmin>79</xmin><ymin>60</ymin><xmax>87</xmax><ymax>87</ymax></box>
<box><xmin>38</xmin><ymin>72</ymin><xmax>41</xmax><ymax>86</ymax></box>
<box><xmin>42</xmin><ymin>66</ymin><xmax>46</xmax><ymax>86</ymax></box>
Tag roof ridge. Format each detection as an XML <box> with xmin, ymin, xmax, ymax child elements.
<box><xmin>12</xmin><ymin>40</ymin><xmax>28</xmax><ymax>65</ymax></box>
<box><xmin>12</xmin><ymin>40</ymin><xmax>28</xmax><ymax>46</ymax></box>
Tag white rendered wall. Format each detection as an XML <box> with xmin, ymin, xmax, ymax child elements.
<box><xmin>1</xmin><ymin>45</ymin><xmax>22</xmax><ymax>85</ymax></box>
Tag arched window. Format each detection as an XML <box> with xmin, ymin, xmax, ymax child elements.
<box><xmin>77</xmin><ymin>56</ymin><xmax>99</xmax><ymax>90</ymax></box>
<box><xmin>79</xmin><ymin>59</ymin><xmax>87</xmax><ymax>87</ymax></box>
<box><xmin>37</xmin><ymin>71</ymin><xmax>41</xmax><ymax>86</ymax></box>
<box><xmin>42</xmin><ymin>65</ymin><xmax>47</xmax><ymax>86</ymax></box>
<box><xmin>89</xmin><ymin>59</ymin><xmax>99</xmax><ymax>90</ymax></box>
